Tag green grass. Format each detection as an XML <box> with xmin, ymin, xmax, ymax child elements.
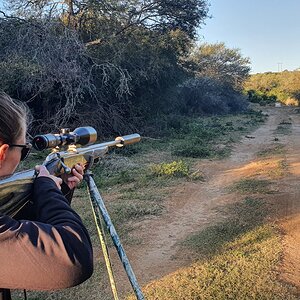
<box><xmin>275</xmin><ymin>119</ymin><xmax>292</xmax><ymax>135</ymax></box>
<box><xmin>167</xmin><ymin>112</ymin><xmax>267</xmax><ymax>160</ymax></box>
<box><xmin>116</xmin><ymin>111</ymin><xmax>267</xmax><ymax>160</ymax></box>
<box><xmin>171</xmin><ymin>142</ymin><xmax>232</xmax><ymax>159</ymax></box>
<box><xmin>229</xmin><ymin>178</ymin><xmax>275</xmax><ymax>194</ymax></box>
<box><xmin>256</xmin><ymin>144</ymin><xmax>286</xmax><ymax>157</ymax></box>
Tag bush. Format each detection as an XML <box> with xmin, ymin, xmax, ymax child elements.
<box><xmin>247</xmin><ymin>90</ymin><xmax>277</xmax><ymax>105</ymax></box>
<box><xmin>151</xmin><ymin>160</ymin><xmax>189</xmax><ymax>177</ymax></box>
<box><xmin>174</xmin><ymin>77</ymin><xmax>249</xmax><ymax>115</ymax></box>
<box><xmin>244</xmin><ymin>71</ymin><xmax>300</xmax><ymax>105</ymax></box>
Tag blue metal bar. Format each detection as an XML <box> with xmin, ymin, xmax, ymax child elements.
<box><xmin>85</xmin><ymin>172</ymin><xmax>145</xmax><ymax>300</ymax></box>
<box><xmin>88</xmin><ymin>193</ymin><xmax>120</xmax><ymax>300</ymax></box>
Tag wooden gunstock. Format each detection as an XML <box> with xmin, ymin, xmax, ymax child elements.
<box><xmin>0</xmin><ymin>170</ymin><xmax>35</xmax><ymax>217</ymax></box>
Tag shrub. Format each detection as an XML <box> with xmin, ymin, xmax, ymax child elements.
<box><xmin>244</xmin><ymin>71</ymin><xmax>300</xmax><ymax>106</ymax></box>
<box><xmin>174</xmin><ymin>77</ymin><xmax>249</xmax><ymax>115</ymax></box>
<box><xmin>247</xmin><ymin>90</ymin><xmax>277</xmax><ymax>105</ymax></box>
<box><xmin>151</xmin><ymin>160</ymin><xmax>189</xmax><ymax>177</ymax></box>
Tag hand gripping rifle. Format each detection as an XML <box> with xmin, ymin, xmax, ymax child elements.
<box><xmin>0</xmin><ymin>127</ymin><xmax>145</xmax><ymax>300</ymax></box>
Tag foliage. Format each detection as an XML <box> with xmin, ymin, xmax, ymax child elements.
<box><xmin>5</xmin><ymin>0</ymin><xmax>209</xmax><ymax>39</ymax></box>
<box><xmin>185</xmin><ymin>42</ymin><xmax>251</xmax><ymax>89</ymax></box>
<box><xmin>151</xmin><ymin>160</ymin><xmax>189</xmax><ymax>177</ymax></box>
<box><xmin>244</xmin><ymin>70</ymin><xmax>300</xmax><ymax>105</ymax></box>
<box><xmin>173</xmin><ymin>77</ymin><xmax>249</xmax><ymax>115</ymax></box>
<box><xmin>90</xmin><ymin>27</ymin><xmax>188</xmax><ymax>119</ymax></box>
<box><xmin>1</xmin><ymin>0</ymin><xmax>211</xmax><ymax>134</ymax></box>
<box><xmin>167</xmin><ymin>42</ymin><xmax>251</xmax><ymax>117</ymax></box>
<box><xmin>247</xmin><ymin>90</ymin><xmax>277</xmax><ymax>105</ymax></box>
<box><xmin>0</xmin><ymin>1</ymin><xmax>252</xmax><ymax>136</ymax></box>
<box><xmin>0</xmin><ymin>18</ymin><xmax>129</xmax><ymax>133</ymax></box>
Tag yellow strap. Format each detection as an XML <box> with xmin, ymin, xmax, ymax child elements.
<box><xmin>88</xmin><ymin>190</ymin><xmax>119</xmax><ymax>300</ymax></box>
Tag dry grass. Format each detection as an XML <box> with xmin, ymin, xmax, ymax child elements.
<box><xmin>127</xmin><ymin>225</ymin><xmax>296</xmax><ymax>300</ymax></box>
<box><xmin>256</xmin><ymin>144</ymin><xmax>285</xmax><ymax>157</ymax></box>
<box><xmin>124</xmin><ymin>125</ymin><xmax>295</xmax><ymax>300</ymax></box>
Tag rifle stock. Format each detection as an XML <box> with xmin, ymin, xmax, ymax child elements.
<box><xmin>0</xmin><ymin>134</ymin><xmax>141</xmax><ymax>217</ymax></box>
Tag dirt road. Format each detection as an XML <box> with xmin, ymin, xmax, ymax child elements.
<box><xmin>112</xmin><ymin>106</ymin><xmax>300</xmax><ymax>295</ymax></box>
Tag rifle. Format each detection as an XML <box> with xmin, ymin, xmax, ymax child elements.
<box><xmin>0</xmin><ymin>127</ymin><xmax>140</xmax><ymax>217</ymax></box>
<box><xmin>0</xmin><ymin>127</ymin><xmax>144</xmax><ymax>300</ymax></box>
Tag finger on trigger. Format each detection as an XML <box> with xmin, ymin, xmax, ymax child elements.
<box><xmin>75</xmin><ymin>166</ymin><xmax>84</xmax><ymax>175</ymax></box>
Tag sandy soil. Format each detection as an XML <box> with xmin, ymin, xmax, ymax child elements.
<box><xmin>108</xmin><ymin>106</ymin><xmax>300</xmax><ymax>296</ymax></box>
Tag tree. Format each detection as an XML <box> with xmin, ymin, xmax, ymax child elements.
<box><xmin>1</xmin><ymin>0</ymin><xmax>212</xmax><ymax>133</ymax></box>
<box><xmin>173</xmin><ymin>77</ymin><xmax>249</xmax><ymax>115</ymax></box>
<box><xmin>4</xmin><ymin>0</ymin><xmax>209</xmax><ymax>39</ymax></box>
<box><xmin>244</xmin><ymin>71</ymin><xmax>300</xmax><ymax>105</ymax></box>
<box><xmin>185</xmin><ymin>42</ymin><xmax>251</xmax><ymax>89</ymax></box>
<box><xmin>0</xmin><ymin>17</ymin><xmax>129</xmax><ymax>132</ymax></box>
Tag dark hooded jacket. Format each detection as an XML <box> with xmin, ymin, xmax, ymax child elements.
<box><xmin>0</xmin><ymin>177</ymin><xmax>93</xmax><ymax>299</ymax></box>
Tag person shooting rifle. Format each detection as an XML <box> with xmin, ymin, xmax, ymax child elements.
<box><xmin>0</xmin><ymin>92</ymin><xmax>92</xmax><ymax>300</ymax></box>
<box><xmin>0</xmin><ymin>92</ymin><xmax>144</xmax><ymax>300</ymax></box>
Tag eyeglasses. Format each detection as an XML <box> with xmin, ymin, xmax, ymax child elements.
<box><xmin>8</xmin><ymin>143</ymin><xmax>32</xmax><ymax>161</ymax></box>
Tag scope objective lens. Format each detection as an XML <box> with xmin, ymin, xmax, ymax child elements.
<box><xmin>32</xmin><ymin>136</ymin><xmax>48</xmax><ymax>151</ymax></box>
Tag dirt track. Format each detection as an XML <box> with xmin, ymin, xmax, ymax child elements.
<box><xmin>112</xmin><ymin>106</ymin><xmax>300</xmax><ymax>295</ymax></box>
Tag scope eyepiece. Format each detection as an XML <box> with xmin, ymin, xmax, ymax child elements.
<box><xmin>32</xmin><ymin>126</ymin><xmax>97</xmax><ymax>151</ymax></box>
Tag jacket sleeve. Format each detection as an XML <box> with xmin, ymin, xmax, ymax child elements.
<box><xmin>0</xmin><ymin>177</ymin><xmax>93</xmax><ymax>291</ymax></box>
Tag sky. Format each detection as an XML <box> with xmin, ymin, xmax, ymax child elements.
<box><xmin>198</xmin><ymin>0</ymin><xmax>300</xmax><ymax>74</ymax></box>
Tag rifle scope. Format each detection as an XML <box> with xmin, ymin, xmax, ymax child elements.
<box><xmin>32</xmin><ymin>127</ymin><xmax>97</xmax><ymax>151</ymax></box>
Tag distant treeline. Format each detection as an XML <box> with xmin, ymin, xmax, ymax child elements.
<box><xmin>0</xmin><ymin>0</ymin><xmax>251</xmax><ymax>136</ymax></box>
<box><xmin>244</xmin><ymin>71</ymin><xmax>300</xmax><ymax>106</ymax></box>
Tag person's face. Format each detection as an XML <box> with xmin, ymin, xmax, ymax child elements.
<box><xmin>0</xmin><ymin>121</ymin><xmax>27</xmax><ymax>177</ymax></box>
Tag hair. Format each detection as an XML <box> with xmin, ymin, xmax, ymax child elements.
<box><xmin>0</xmin><ymin>92</ymin><xmax>29</xmax><ymax>144</ymax></box>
